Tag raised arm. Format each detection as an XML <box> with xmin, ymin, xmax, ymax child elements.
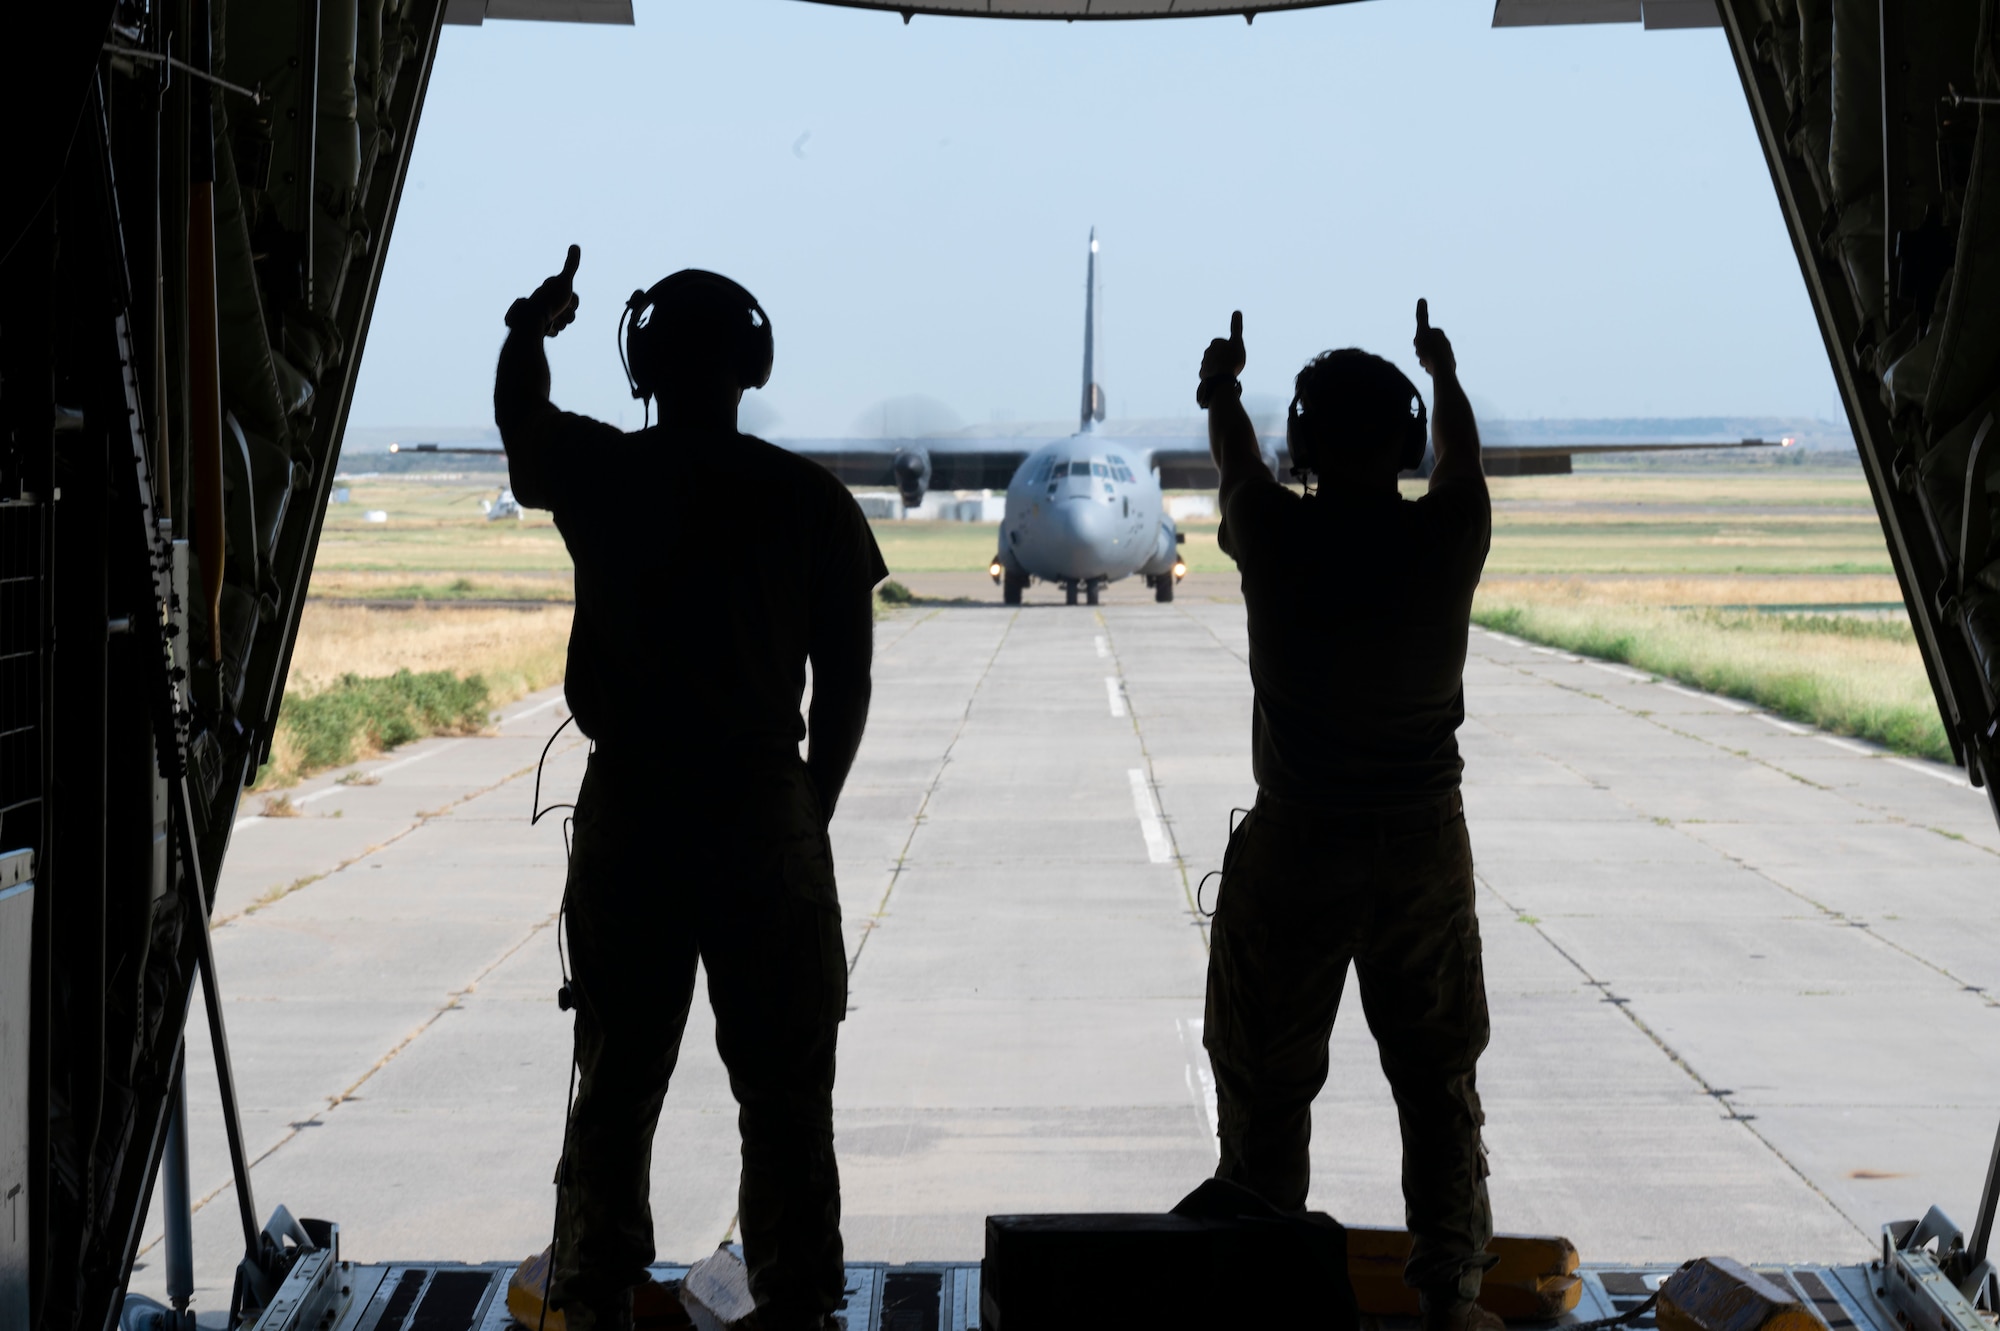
<box><xmin>493</xmin><ymin>245</ymin><xmax>582</xmax><ymax>508</ymax></box>
<box><xmin>1413</xmin><ymin>298</ymin><xmax>1483</xmax><ymax>495</ymax></box>
<box><xmin>1200</xmin><ymin>311</ymin><xmax>1270</xmax><ymax>507</ymax></box>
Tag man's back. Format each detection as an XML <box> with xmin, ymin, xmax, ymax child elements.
<box><xmin>1222</xmin><ymin>469</ymin><xmax>1490</xmax><ymax>807</ymax></box>
<box><xmin>514</xmin><ymin>417</ymin><xmax>885</xmax><ymax>755</ymax></box>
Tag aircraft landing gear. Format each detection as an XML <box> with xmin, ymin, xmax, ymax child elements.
<box><xmin>1154</xmin><ymin>574</ymin><xmax>1174</xmax><ymax>604</ymax></box>
<box><xmin>1086</xmin><ymin>581</ymin><xmax>1101</xmax><ymax>606</ymax></box>
<box><xmin>1003</xmin><ymin>568</ymin><xmax>1027</xmax><ymax>605</ymax></box>
<box><xmin>1064</xmin><ymin>580</ymin><xmax>1079</xmax><ymax>606</ymax></box>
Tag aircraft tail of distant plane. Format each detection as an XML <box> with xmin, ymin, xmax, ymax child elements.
<box><xmin>1079</xmin><ymin>228</ymin><xmax>1106</xmax><ymax>434</ymax></box>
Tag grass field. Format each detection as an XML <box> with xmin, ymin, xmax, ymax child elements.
<box><xmin>282</xmin><ymin>465</ymin><xmax>1944</xmax><ymax>779</ymax></box>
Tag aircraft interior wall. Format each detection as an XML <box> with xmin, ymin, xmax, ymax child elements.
<box><xmin>0</xmin><ymin>0</ymin><xmax>446</xmax><ymax>1324</ymax></box>
<box><xmin>1717</xmin><ymin>0</ymin><xmax>2000</xmax><ymax>827</ymax></box>
<box><xmin>6</xmin><ymin>1</ymin><xmax>2000</xmax><ymax>1326</ymax></box>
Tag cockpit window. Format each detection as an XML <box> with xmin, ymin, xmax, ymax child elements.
<box><xmin>1109</xmin><ymin>455</ymin><xmax>1126</xmax><ymax>466</ymax></box>
<box><xmin>1092</xmin><ymin>463</ymin><xmax>1108</xmax><ymax>478</ymax></box>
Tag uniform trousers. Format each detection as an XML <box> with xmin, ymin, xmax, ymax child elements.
<box><xmin>1203</xmin><ymin>789</ymin><xmax>1494</xmax><ymax>1301</ymax></box>
<box><xmin>550</xmin><ymin>749</ymin><xmax>848</xmax><ymax>1328</ymax></box>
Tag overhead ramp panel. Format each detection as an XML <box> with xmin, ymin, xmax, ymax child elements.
<box><xmin>443</xmin><ymin>0</ymin><xmax>634</xmax><ymax>23</ymax></box>
<box><xmin>792</xmin><ymin>0</ymin><xmax>1363</xmax><ymax>20</ymax></box>
<box><xmin>1492</xmin><ymin>0</ymin><xmax>1716</xmax><ymax>27</ymax></box>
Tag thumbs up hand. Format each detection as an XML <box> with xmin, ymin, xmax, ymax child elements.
<box><xmin>1197</xmin><ymin>310</ymin><xmax>1247</xmax><ymax>408</ymax></box>
<box><xmin>506</xmin><ymin>244</ymin><xmax>583</xmax><ymax>338</ymax></box>
<box><xmin>1413</xmin><ymin>297</ymin><xmax>1455</xmax><ymax>377</ymax></box>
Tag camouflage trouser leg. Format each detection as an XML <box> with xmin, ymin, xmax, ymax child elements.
<box><xmin>1203</xmin><ymin>794</ymin><xmax>1494</xmax><ymax>1302</ymax></box>
<box><xmin>550</xmin><ymin>755</ymin><xmax>848</xmax><ymax>1329</ymax></box>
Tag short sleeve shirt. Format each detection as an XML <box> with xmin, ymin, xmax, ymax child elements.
<box><xmin>505</xmin><ymin>408</ymin><xmax>888</xmax><ymax>755</ymax></box>
<box><xmin>1220</xmin><ymin>473</ymin><xmax>1490</xmax><ymax>807</ymax></box>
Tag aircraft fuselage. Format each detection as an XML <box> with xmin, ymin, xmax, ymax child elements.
<box><xmin>997</xmin><ymin>435</ymin><xmax>1180</xmax><ymax>585</ymax></box>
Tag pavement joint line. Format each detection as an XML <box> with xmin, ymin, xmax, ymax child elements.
<box><xmin>139</xmin><ymin>907</ymin><xmax>563</xmax><ymax>1258</ymax></box>
<box><xmin>1584</xmin><ymin>662</ymin><xmax>1653</xmax><ymax>684</ymax></box>
<box><xmin>1483</xmin><ymin>654</ymin><xmax>2000</xmax><ymax>1019</ymax></box>
<box><xmin>1472</xmin><ymin>871</ymin><xmax>1866</xmax><ymax>1240</ymax></box>
<box><xmin>1477</xmin><ymin>632</ymin><xmax>1977</xmax><ymax>803</ymax></box>
<box><xmin>1099</xmin><ymin>611</ymin><xmax>1206</xmax><ymax>947</ymax></box>
<box><xmin>238</xmin><ymin>738</ymin><xmax>476</xmax><ymax>825</ymax></box>
<box><xmin>1105</xmin><ymin>676</ymin><xmax>1128</xmax><ymax>718</ymax></box>
<box><xmin>1172</xmin><ymin>602</ymin><xmax>1247</xmax><ymax>666</ymax></box>
<box><xmin>208</xmin><ymin>740</ymin><xmax>586</xmax><ymax>930</ymax></box>
<box><xmin>848</xmin><ymin>610</ymin><xmax>1017</xmax><ymax>978</ymax></box>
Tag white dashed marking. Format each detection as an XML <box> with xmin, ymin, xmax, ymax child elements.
<box><xmin>1889</xmin><ymin>757</ymin><xmax>1962</xmax><ymax>785</ymax></box>
<box><xmin>1659</xmin><ymin>683</ymin><xmax>1747</xmax><ymax>713</ymax></box>
<box><xmin>1106</xmin><ymin>677</ymin><xmax>1128</xmax><ymax>718</ymax></box>
<box><xmin>1127</xmin><ymin>769</ymin><xmax>1173</xmax><ymax>863</ymax></box>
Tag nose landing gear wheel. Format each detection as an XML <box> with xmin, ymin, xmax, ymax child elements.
<box><xmin>1086</xmin><ymin>581</ymin><xmax>1101</xmax><ymax>606</ymax></box>
<box><xmin>1003</xmin><ymin>568</ymin><xmax>1027</xmax><ymax>605</ymax></box>
<box><xmin>1064</xmin><ymin>580</ymin><xmax>1079</xmax><ymax>606</ymax></box>
<box><xmin>1155</xmin><ymin>575</ymin><xmax>1174</xmax><ymax>603</ymax></box>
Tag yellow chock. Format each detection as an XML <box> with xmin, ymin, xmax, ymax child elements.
<box><xmin>508</xmin><ymin>1248</ymin><xmax>565</xmax><ymax>1331</ymax></box>
<box><xmin>506</xmin><ymin>1247</ymin><xmax>693</xmax><ymax>1330</ymax></box>
<box><xmin>1346</xmin><ymin>1229</ymin><xmax>1582</xmax><ymax>1319</ymax></box>
<box><xmin>1657</xmin><ymin>1256</ymin><xmax>1820</xmax><ymax>1331</ymax></box>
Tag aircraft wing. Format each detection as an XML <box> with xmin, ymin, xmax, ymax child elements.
<box><xmin>779</xmin><ymin>437</ymin><xmax>1033</xmax><ymax>498</ymax></box>
<box><xmin>1139</xmin><ymin>435</ymin><xmax>1791</xmax><ymax>484</ymax></box>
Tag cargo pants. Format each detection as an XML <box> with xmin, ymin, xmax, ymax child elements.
<box><xmin>1203</xmin><ymin>790</ymin><xmax>1495</xmax><ymax>1302</ymax></box>
<box><xmin>550</xmin><ymin>749</ymin><xmax>849</xmax><ymax>1329</ymax></box>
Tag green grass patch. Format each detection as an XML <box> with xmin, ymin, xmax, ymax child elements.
<box><xmin>1473</xmin><ymin>600</ymin><xmax>1951</xmax><ymax>762</ymax></box>
<box><xmin>260</xmin><ymin>668</ymin><xmax>492</xmax><ymax>786</ymax></box>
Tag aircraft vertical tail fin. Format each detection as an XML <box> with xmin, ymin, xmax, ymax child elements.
<box><xmin>1080</xmin><ymin>228</ymin><xmax>1105</xmax><ymax>433</ymax></box>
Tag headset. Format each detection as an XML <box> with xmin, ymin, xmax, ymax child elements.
<box><xmin>617</xmin><ymin>269</ymin><xmax>774</xmax><ymax>414</ymax></box>
<box><xmin>1286</xmin><ymin>357</ymin><xmax>1429</xmax><ymax>482</ymax></box>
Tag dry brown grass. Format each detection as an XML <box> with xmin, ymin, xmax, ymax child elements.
<box><xmin>1478</xmin><ymin>573</ymin><xmax>1904</xmax><ymax>608</ymax></box>
<box><xmin>284</xmin><ymin>603</ymin><xmax>572</xmax><ymax>703</ymax></box>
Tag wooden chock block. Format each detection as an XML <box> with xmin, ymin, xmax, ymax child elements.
<box><xmin>1657</xmin><ymin>1257</ymin><xmax>1821</xmax><ymax>1331</ymax></box>
<box><xmin>1346</xmin><ymin>1228</ymin><xmax>1581</xmax><ymax>1319</ymax></box>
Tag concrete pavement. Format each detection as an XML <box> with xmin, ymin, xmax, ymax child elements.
<box><xmin>131</xmin><ymin>602</ymin><xmax>2000</xmax><ymax>1312</ymax></box>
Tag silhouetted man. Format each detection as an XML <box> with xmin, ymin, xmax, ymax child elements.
<box><xmin>495</xmin><ymin>247</ymin><xmax>884</xmax><ymax>1331</ymax></box>
<box><xmin>1196</xmin><ymin>303</ymin><xmax>1497</xmax><ymax>1331</ymax></box>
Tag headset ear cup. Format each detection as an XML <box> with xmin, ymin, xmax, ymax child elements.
<box><xmin>742</xmin><ymin>304</ymin><xmax>774</xmax><ymax>390</ymax></box>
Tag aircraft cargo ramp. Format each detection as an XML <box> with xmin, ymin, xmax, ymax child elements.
<box><xmin>179</xmin><ymin>1256</ymin><xmax>1981</xmax><ymax>1331</ymax></box>
<box><xmin>7</xmin><ymin>1</ymin><xmax>2000</xmax><ymax>1330</ymax></box>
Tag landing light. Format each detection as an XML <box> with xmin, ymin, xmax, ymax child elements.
<box><xmin>989</xmin><ymin>561</ymin><xmax>1004</xmax><ymax>582</ymax></box>
<box><xmin>1780</xmin><ymin>436</ymin><xmax>1796</xmax><ymax>447</ymax></box>
<box><xmin>1172</xmin><ymin>561</ymin><xmax>1187</xmax><ymax>581</ymax></box>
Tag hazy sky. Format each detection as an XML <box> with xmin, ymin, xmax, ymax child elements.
<box><xmin>347</xmin><ymin>0</ymin><xmax>1841</xmax><ymax>438</ymax></box>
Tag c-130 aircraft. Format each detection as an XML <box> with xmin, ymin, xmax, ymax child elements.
<box><xmin>792</xmin><ymin>230</ymin><xmax>1188</xmax><ymax>606</ymax></box>
<box><xmin>781</xmin><ymin>230</ymin><xmax>1787</xmax><ymax>607</ymax></box>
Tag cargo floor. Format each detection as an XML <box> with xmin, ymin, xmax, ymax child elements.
<box><xmin>298</xmin><ymin>1262</ymin><xmax>1892</xmax><ymax>1331</ymax></box>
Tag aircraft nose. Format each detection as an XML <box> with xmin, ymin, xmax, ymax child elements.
<box><xmin>1039</xmin><ymin>497</ymin><xmax>1115</xmax><ymax>578</ymax></box>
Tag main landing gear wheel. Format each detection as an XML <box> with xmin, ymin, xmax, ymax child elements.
<box><xmin>1065</xmin><ymin>580</ymin><xmax>1079</xmax><ymax>606</ymax></box>
<box><xmin>1003</xmin><ymin>569</ymin><xmax>1026</xmax><ymax>605</ymax></box>
<box><xmin>1086</xmin><ymin>581</ymin><xmax>1101</xmax><ymax>606</ymax></box>
<box><xmin>1155</xmin><ymin>575</ymin><xmax>1174</xmax><ymax>603</ymax></box>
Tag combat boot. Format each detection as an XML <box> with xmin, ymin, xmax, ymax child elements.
<box><xmin>1420</xmin><ymin>1291</ymin><xmax>1505</xmax><ymax>1331</ymax></box>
